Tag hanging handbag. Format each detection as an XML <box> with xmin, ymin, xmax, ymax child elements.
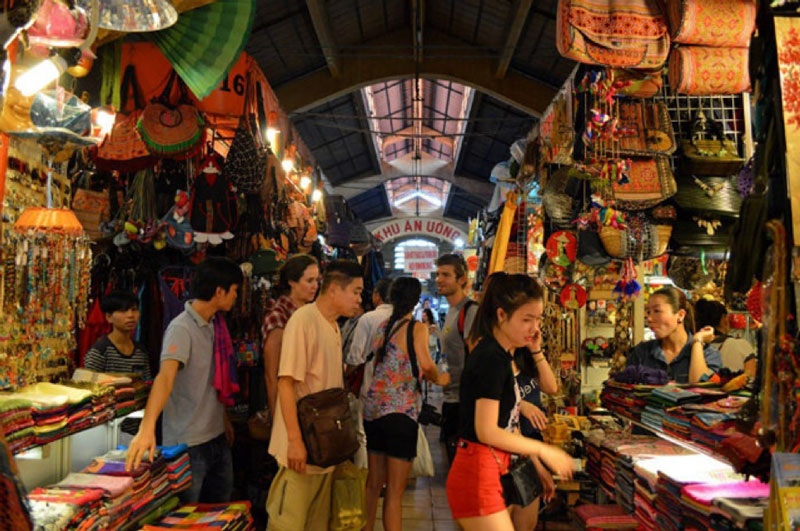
<box><xmin>329</xmin><ymin>461</ymin><xmax>368</xmax><ymax>531</ymax></box>
<box><xmin>138</xmin><ymin>71</ymin><xmax>205</xmax><ymax>157</ymax></box>
<box><xmin>95</xmin><ymin>65</ymin><xmax>155</xmax><ymax>172</ymax></box>
<box><xmin>668</xmin><ymin>255</ymin><xmax>714</xmax><ymax>290</ymax></box>
<box><xmin>668</xmin><ymin>46</ymin><xmax>751</xmax><ymax>96</ymax></box>
<box><xmin>410</xmin><ymin>425</ymin><xmax>435</xmax><ymax>478</ymax></box>
<box><xmin>556</xmin><ymin>0</ymin><xmax>670</xmax><ymax>68</ymax></box>
<box><xmin>577</xmin><ymin>227</ymin><xmax>611</xmax><ymax>266</ymax></box>
<box><xmin>607</xmin><ymin>67</ymin><xmax>663</xmax><ymax>98</ymax></box>
<box><xmin>597</xmin><ymin>100</ymin><xmax>676</xmax><ymax>156</ymax></box>
<box><xmin>489</xmin><ymin>448</ymin><xmax>543</xmax><ymax>507</ymax></box>
<box><xmin>681</xmin><ymin>111</ymin><xmax>745</xmax><ymax>175</ymax></box>
<box><xmin>673</xmin><ymin>174</ymin><xmax>742</xmax><ymax>217</ymax></box>
<box><xmin>297</xmin><ymin>387</ymin><xmax>359</xmax><ymax>468</ymax></box>
<box><xmin>666</xmin><ymin>0</ymin><xmax>756</xmax><ymax>47</ymax></box>
<box><xmin>610</xmin><ymin>156</ymin><xmax>677</xmax><ymax>210</ymax></box>
<box><xmin>224</xmin><ymin>74</ymin><xmax>269</xmax><ymax>194</ymax></box>
<box><xmin>542</xmin><ymin>167</ymin><xmax>581</xmax><ymax>226</ymax></box>
<box><xmin>599</xmin><ymin>222</ymin><xmax>671</xmax><ymax>260</ymax></box>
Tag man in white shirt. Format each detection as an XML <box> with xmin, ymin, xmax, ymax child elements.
<box><xmin>345</xmin><ymin>277</ymin><xmax>393</xmax><ymax>467</ymax></box>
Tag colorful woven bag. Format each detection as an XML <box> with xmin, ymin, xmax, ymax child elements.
<box><xmin>95</xmin><ymin>66</ymin><xmax>154</xmax><ymax>172</ymax></box>
<box><xmin>596</xmin><ymin>100</ymin><xmax>676</xmax><ymax>156</ymax></box>
<box><xmin>138</xmin><ymin>71</ymin><xmax>205</xmax><ymax>157</ymax></box>
<box><xmin>668</xmin><ymin>46</ymin><xmax>751</xmax><ymax>95</ymax></box>
<box><xmin>556</xmin><ymin>0</ymin><xmax>670</xmax><ymax>68</ymax></box>
<box><xmin>610</xmin><ymin>156</ymin><xmax>676</xmax><ymax>210</ymax></box>
<box><xmin>667</xmin><ymin>0</ymin><xmax>756</xmax><ymax>47</ymax></box>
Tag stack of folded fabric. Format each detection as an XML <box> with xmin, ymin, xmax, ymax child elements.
<box><xmin>113</xmin><ymin>384</ymin><xmax>137</xmax><ymax>418</ymax></box>
<box><xmin>0</xmin><ymin>431</ymin><xmax>32</xmax><ymax>530</ymax></box>
<box><xmin>129</xmin><ymin>378</ymin><xmax>151</xmax><ymax>411</ymax></box>
<box><xmin>62</xmin><ymin>381</ymin><xmax>116</xmax><ymax>431</ymax></box>
<box><xmin>594</xmin><ymin>435</ymin><xmax>657</xmax><ymax>502</ymax></box>
<box><xmin>163</xmin><ymin>444</ymin><xmax>192</xmax><ymax>494</ymax></box>
<box><xmin>600</xmin><ymin>381</ymin><xmax>652</xmax><ymax>421</ymax></box>
<box><xmin>54</xmin><ymin>472</ymin><xmax>135</xmax><ymax>529</ymax></box>
<box><xmin>680</xmin><ymin>480</ymin><xmax>769</xmax><ymax>530</ymax></box>
<box><xmin>0</xmin><ymin>397</ymin><xmax>34</xmax><ymax>453</ymax></box>
<box><xmin>640</xmin><ymin>405</ymin><xmax>665</xmax><ymax>432</ymax></box>
<box><xmin>573</xmin><ymin>504</ymin><xmax>639</xmax><ymax>530</ymax></box>
<box><xmin>10</xmin><ymin>383</ymin><xmax>96</xmax><ymax>444</ymax></box>
<box><xmin>142</xmin><ymin>502</ymin><xmax>254</xmax><ymax>530</ymax></box>
<box><xmin>28</xmin><ymin>487</ymin><xmax>107</xmax><ymax>529</ymax></box>
<box><xmin>650</xmin><ymin>386</ymin><xmax>702</xmax><ymax>407</ymax></box>
<box><xmin>585</xmin><ymin>433</ymin><xmax>606</xmax><ymax>486</ymax></box>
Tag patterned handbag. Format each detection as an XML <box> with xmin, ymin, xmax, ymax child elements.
<box><xmin>95</xmin><ymin>65</ymin><xmax>154</xmax><ymax>172</ymax></box>
<box><xmin>666</xmin><ymin>0</ymin><xmax>756</xmax><ymax>47</ymax></box>
<box><xmin>556</xmin><ymin>0</ymin><xmax>670</xmax><ymax>68</ymax></box>
<box><xmin>137</xmin><ymin>71</ymin><xmax>205</xmax><ymax>157</ymax></box>
<box><xmin>596</xmin><ymin>100</ymin><xmax>676</xmax><ymax>156</ymax></box>
<box><xmin>223</xmin><ymin>74</ymin><xmax>268</xmax><ymax>194</ymax></box>
<box><xmin>607</xmin><ymin>67</ymin><xmax>663</xmax><ymax>98</ymax></box>
<box><xmin>609</xmin><ymin>156</ymin><xmax>677</xmax><ymax>210</ymax></box>
<box><xmin>668</xmin><ymin>46</ymin><xmax>751</xmax><ymax>95</ymax></box>
<box><xmin>599</xmin><ymin>218</ymin><xmax>671</xmax><ymax>260</ymax></box>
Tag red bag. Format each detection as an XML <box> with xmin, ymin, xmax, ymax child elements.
<box><xmin>94</xmin><ymin>65</ymin><xmax>155</xmax><ymax>172</ymax></box>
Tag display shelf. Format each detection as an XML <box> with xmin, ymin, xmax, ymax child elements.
<box><xmin>616</xmin><ymin>413</ymin><xmax>733</xmax><ymax>466</ymax></box>
<box><xmin>14</xmin><ymin>409</ymin><xmax>143</xmax><ymax>457</ymax></box>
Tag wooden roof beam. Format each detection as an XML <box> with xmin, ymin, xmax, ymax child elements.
<box><xmin>306</xmin><ymin>0</ymin><xmax>341</xmax><ymax>77</ymax></box>
<box><xmin>496</xmin><ymin>0</ymin><xmax>533</xmax><ymax>79</ymax></box>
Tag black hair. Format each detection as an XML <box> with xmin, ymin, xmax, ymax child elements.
<box><xmin>651</xmin><ymin>286</ymin><xmax>696</xmax><ymax>334</ymax></box>
<box><xmin>101</xmin><ymin>291</ymin><xmax>139</xmax><ymax>314</ymax></box>
<box><xmin>694</xmin><ymin>299</ymin><xmax>727</xmax><ymax>335</ymax></box>
<box><xmin>514</xmin><ymin>347</ymin><xmax>540</xmax><ymax>380</ymax></box>
<box><xmin>469</xmin><ymin>273</ymin><xmax>544</xmax><ymax>346</ymax></box>
<box><xmin>376</xmin><ymin>277</ymin><xmax>422</xmax><ymax>364</ymax></box>
<box><xmin>374</xmin><ymin>278</ymin><xmax>393</xmax><ymax>303</ymax></box>
<box><xmin>320</xmin><ymin>259</ymin><xmax>363</xmax><ymax>293</ymax></box>
<box><xmin>436</xmin><ymin>253</ymin><xmax>468</xmax><ymax>288</ymax></box>
<box><xmin>422</xmin><ymin>308</ymin><xmax>435</xmax><ymax>325</ymax></box>
<box><xmin>278</xmin><ymin>254</ymin><xmax>318</xmax><ymax>295</ymax></box>
<box><xmin>192</xmin><ymin>257</ymin><xmax>244</xmax><ymax>301</ymax></box>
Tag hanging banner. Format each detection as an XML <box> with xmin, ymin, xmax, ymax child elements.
<box><xmin>371</xmin><ymin>217</ymin><xmax>466</xmax><ymax>245</ymax></box>
<box><xmin>404</xmin><ymin>246</ymin><xmax>438</xmax><ymax>278</ymax></box>
<box><xmin>775</xmin><ymin>17</ymin><xmax>800</xmax><ymax>245</ymax></box>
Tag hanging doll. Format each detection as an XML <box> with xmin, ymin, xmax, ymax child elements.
<box><xmin>190</xmin><ymin>154</ymin><xmax>238</xmax><ymax>245</ymax></box>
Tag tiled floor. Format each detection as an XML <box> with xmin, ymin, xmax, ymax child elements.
<box><xmin>373</xmin><ymin>421</ymin><xmax>459</xmax><ymax>531</ymax></box>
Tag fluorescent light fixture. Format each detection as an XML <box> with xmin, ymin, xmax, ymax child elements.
<box><xmin>312</xmin><ymin>189</ymin><xmax>323</xmax><ymax>202</ymax></box>
<box><xmin>15</xmin><ymin>56</ymin><xmax>67</xmax><ymax>96</ymax></box>
<box><xmin>300</xmin><ymin>176</ymin><xmax>311</xmax><ymax>191</ymax></box>
<box><xmin>394</xmin><ymin>191</ymin><xmax>442</xmax><ymax>207</ymax></box>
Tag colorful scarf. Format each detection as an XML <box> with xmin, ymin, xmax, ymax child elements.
<box><xmin>212</xmin><ymin>314</ymin><xmax>239</xmax><ymax>406</ymax></box>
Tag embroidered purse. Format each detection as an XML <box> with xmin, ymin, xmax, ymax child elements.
<box><xmin>668</xmin><ymin>46</ymin><xmax>751</xmax><ymax>96</ymax></box>
<box><xmin>610</xmin><ymin>156</ymin><xmax>676</xmax><ymax>210</ymax></box>
<box><xmin>596</xmin><ymin>100</ymin><xmax>676</xmax><ymax>156</ymax></box>
<box><xmin>556</xmin><ymin>0</ymin><xmax>670</xmax><ymax>68</ymax></box>
<box><xmin>138</xmin><ymin>71</ymin><xmax>205</xmax><ymax>157</ymax></box>
<box><xmin>607</xmin><ymin>67</ymin><xmax>663</xmax><ymax>98</ymax></box>
<box><xmin>599</xmin><ymin>220</ymin><xmax>671</xmax><ymax>260</ymax></box>
<box><xmin>666</xmin><ymin>0</ymin><xmax>756</xmax><ymax>47</ymax></box>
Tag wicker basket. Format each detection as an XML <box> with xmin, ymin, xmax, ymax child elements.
<box><xmin>599</xmin><ymin>224</ymin><xmax>672</xmax><ymax>260</ymax></box>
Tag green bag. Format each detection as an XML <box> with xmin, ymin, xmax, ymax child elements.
<box><xmin>329</xmin><ymin>461</ymin><xmax>367</xmax><ymax>531</ymax></box>
<box><xmin>250</xmin><ymin>249</ymin><xmax>282</xmax><ymax>277</ymax></box>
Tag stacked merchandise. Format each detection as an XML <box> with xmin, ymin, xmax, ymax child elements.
<box><xmin>573</xmin><ymin>504</ymin><xmax>638</xmax><ymax>530</ymax></box>
<box><xmin>599</xmin><ymin>381</ymin><xmax>653</xmax><ymax>421</ymax></box>
<box><xmin>0</xmin><ymin>398</ymin><xmax>34</xmax><ymax>453</ymax></box>
<box><xmin>142</xmin><ymin>502</ymin><xmax>255</xmax><ymax>530</ymax></box>
<box><xmin>767</xmin><ymin>453</ymin><xmax>800</xmax><ymax>530</ymax></box>
<box><xmin>28</xmin><ymin>486</ymin><xmax>108</xmax><ymax>529</ymax></box>
<box><xmin>646</xmin><ymin>386</ymin><xmax>702</xmax><ymax>438</ymax></box>
<box><xmin>0</xmin><ymin>432</ymin><xmax>32</xmax><ymax>531</ymax></box>
<box><xmin>12</xmin><ymin>383</ymin><xmax>94</xmax><ymax>445</ymax></box>
<box><xmin>681</xmin><ymin>481</ymin><xmax>769</xmax><ymax>530</ymax></box>
<box><xmin>162</xmin><ymin>444</ymin><xmax>193</xmax><ymax>494</ymax></box>
<box><xmin>130</xmin><ymin>378</ymin><xmax>151</xmax><ymax>411</ymax></box>
<box><xmin>113</xmin><ymin>382</ymin><xmax>138</xmax><ymax>418</ymax></box>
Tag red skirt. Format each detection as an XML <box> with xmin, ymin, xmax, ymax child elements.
<box><xmin>446</xmin><ymin>439</ymin><xmax>510</xmax><ymax>519</ymax></box>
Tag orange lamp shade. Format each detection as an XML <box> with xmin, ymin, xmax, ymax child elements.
<box><xmin>14</xmin><ymin>207</ymin><xmax>84</xmax><ymax>235</ymax></box>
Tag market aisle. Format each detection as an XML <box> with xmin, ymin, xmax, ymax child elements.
<box><xmin>374</xmin><ymin>389</ymin><xmax>459</xmax><ymax>531</ymax></box>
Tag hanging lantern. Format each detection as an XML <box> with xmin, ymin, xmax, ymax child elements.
<box><xmin>14</xmin><ymin>207</ymin><xmax>84</xmax><ymax>235</ymax></box>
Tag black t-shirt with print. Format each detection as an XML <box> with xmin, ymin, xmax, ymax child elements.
<box><xmin>458</xmin><ymin>336</ymin><xmax>518</xmax><ymax>443</ymax></box>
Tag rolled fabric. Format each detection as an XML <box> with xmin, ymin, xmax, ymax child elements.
<box><xmin>668</xmin><ymin>46</ymin><xmax>751</xmax><ymax>95</ymax></box>
<box><xmin>667</xmin><ymin>0</ymin><xmax>756</xmax><ymax>47</ymax></box>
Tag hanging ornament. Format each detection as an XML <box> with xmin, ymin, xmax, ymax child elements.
<box><xmin>560</xmin><ymin>284</ymin><xmax>587</xmax><ymax>310</ymax></box>
<box><xmin>613</xmin><ymin>258</ymin><xmax>641</xmax><ymax>301</ymax></box>
<box><xmin>546</xmin><ymin>231</ymin><xmax>577</xmax><ymax>267</ymax></box>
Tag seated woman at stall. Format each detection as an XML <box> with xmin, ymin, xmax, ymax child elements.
<box><xmin>625</xmin><ymin>286</ymin><xmax>721</xmax><ymax>384</ymax></box>
<box><xmin>694</xmin><ymin>299</ymin><xmax>756</xmax><ymax>378</ymax></box>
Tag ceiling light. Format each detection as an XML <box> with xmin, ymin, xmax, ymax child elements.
<box><xmin>15</xmin><ymin>56</ymin><xmax>68</xmax><ymax>96</ymax></box>
<box><xmin>312</xmin><ymin>189</ymin><xmax>323</xmax><ymax>202</ymax></box>
<box><xmin>77</xmin><ymin>0</ymin><xmax>178</xmax><ymax>32</ymax></box>
<box><xmin>93</xmin><ymin>107</ymin><xmax>116</xmax><ymax>137</ymax></box>
<box><xmin>266</xmin><ymin>111</ymin><xmax>279</xmax><ymax>148</ymax></box>
<box><xmin>395</xmin><ymin>191</ymin><xmax>442</xmax><ymax>207</ymax></box>
<box><xmin>300</xmin><ymin>176</ymin><xmax>311</xmax><ymax>191</ymax></box>
<box><xmin>282</xmin><ymin>144</ymin><xmax>296</xmax><ymax>173</ymax></box>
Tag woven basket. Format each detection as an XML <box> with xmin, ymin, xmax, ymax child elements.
<box><xmin>674</xmin><ymin>175</ymin><xmax>742</xmax><ymax>217</ymax></box>
<box><xmin>599</xmin><ymin>224</ymin><xmax>671</xmax><ymax>259</ymax></box>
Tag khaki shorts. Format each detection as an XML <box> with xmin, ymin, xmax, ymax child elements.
<box><xmin>266</xmin><ymin>466</ymin><xmax>334</xmax><ymax>531</ymax></box>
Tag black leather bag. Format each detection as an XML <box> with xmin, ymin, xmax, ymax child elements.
<box><xmin>577</xmin><ymin>227</ymin><xmax>610</xmax><ymax>266</ymax></box>
<box><xmin>403</xmin><ymin>319</ymin><xmax>443</xmax><ymax>427</ymax></box>
<box><xmin>490</xmin><ymin>449</ymin><xmax>543</xmax><ymax>507</ymax></box>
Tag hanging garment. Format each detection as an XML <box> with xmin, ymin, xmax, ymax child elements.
<box><xmin>77</xmin><ymin>297</ymin><xmax>113</xmax><ymax>367</ymax></box>
<box><xmin>158</xmin><ymin>266</ymin><xmax>193</xmax><ymax>331</ymax></box>
<box><xmin>189</xmin><ymin>154</ymin><xmax>238</xmax><ymax>245</ymax></box>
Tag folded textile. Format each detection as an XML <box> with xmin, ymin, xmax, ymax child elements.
<box><xmin>56</xmin><ymin>473</ymin><xmax>134</xmax><ymax>498</ymax></box>
<box><xmin>613</xmin><ymin>366</ymin><xmax>669</xmax><ymax>386</ymax></box>
<box><xmin>574</xmin><ymin>503</ymin><xmax>639</xmax><ymax>528</ymax></box>
<box><xmin>682</xmin><ymin>480</ymin><xmax>770</xmax><ymax>505</ymax></box>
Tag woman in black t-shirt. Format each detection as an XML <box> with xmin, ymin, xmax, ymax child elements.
<box><xmin>446</xmin><ymin>273</ymin><xmax>573</xmax><ymax>530</ymax></box>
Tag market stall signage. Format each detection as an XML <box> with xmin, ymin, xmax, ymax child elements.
<box><xmin>404</xmin><ymin>246</ymin><xmax>438</xmax><ymax>277</ymax></box>
<box><xmin>371</xmin><ymin>218</ymin><xmax>465</xmax><ymax>245</ymax></box>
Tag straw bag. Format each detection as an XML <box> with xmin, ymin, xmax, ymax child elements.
<box><xmin>681</xmin><ymin>112</ymin><xmax>745</xmax><ymax>175</ymax></box>
<box><xmin>666</xmin><ymin>0</ymin><xmax>756</xmax><ymax>47</ymax></box>
<box><xmin>610</xmin><ymin>156</ymin><xmax>676</xmax><ymax>210</ymax></box>
<box><xmin>607</xmin><ymin>67</ymin><xmax>663</xmax><ymax>98</ymax></box>
<box><xmin>224</xmin><ymin>74</ymin><xmax>268</xmax><ymax>194</ymax></box>
<box><xmin>96</xmin><ymin>65</ymin><xmax>154</xmax><ymax>172</ymax></box>
<box><xmin>599</xmin><ymin>218</ymin><xmax>671</xmax><ymax>260</ymax></box>
<box><xmin>542</xmin><ymin>167</ymin><xmax>581</xmax><ymax>226</ymax></box>
<box><xmin>556</xmin><ymin>0</ymin><xmax>670</xmax><ymax>68</ymax></box>
<box><xmin>674</xmin><ymin>174</ymin><xmax>742</xmax><ymax>217</ymax></box>
<box><xmin>596</xmin><ymin>100</ymin><xmax>675</xmax><ymax>156</ymax></box>
<box><xmin>138</xmin><ymin>71</ymin><xmax>204</xmax><ymax>157</ymax></box>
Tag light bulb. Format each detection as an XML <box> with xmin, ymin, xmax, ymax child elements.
<box><xmin>282</xmin><ymin>157</ymin><xmax>294</xmax><ymax>173</ymax></box>
<box><xmin>15</xmin><ymin>56</ymin><xmax>68</xmax><ymax>96</ymax></box>
<box><xmin>265</xmin><ymin>127</ymin><xmax>279</xmax><ymax>148</ymax></box>
<box><xmin>94</xmin><ymin>108</ymin><xmax>116</xmax><ymax>137</ymax></box>
<box><xmin>312</xmin><ymin>189</ymin><xmax>323</xmax><ymax>202</ymax></box>
<box><xmin>300</xmin><ymin>176</ymin><xmax>311</xmax><ymax>191</ymax></box>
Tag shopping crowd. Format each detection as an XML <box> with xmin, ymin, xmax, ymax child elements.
<box><xmin>103</xmin><ymin>252</ymin><xmax>753</xmax><ymax>531</ymax></box>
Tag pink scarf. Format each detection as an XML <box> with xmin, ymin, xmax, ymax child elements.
<box><xmin>213</xmin><ymin>314</ymin><xmax>239</xmax><ymax>406</ymax></box>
